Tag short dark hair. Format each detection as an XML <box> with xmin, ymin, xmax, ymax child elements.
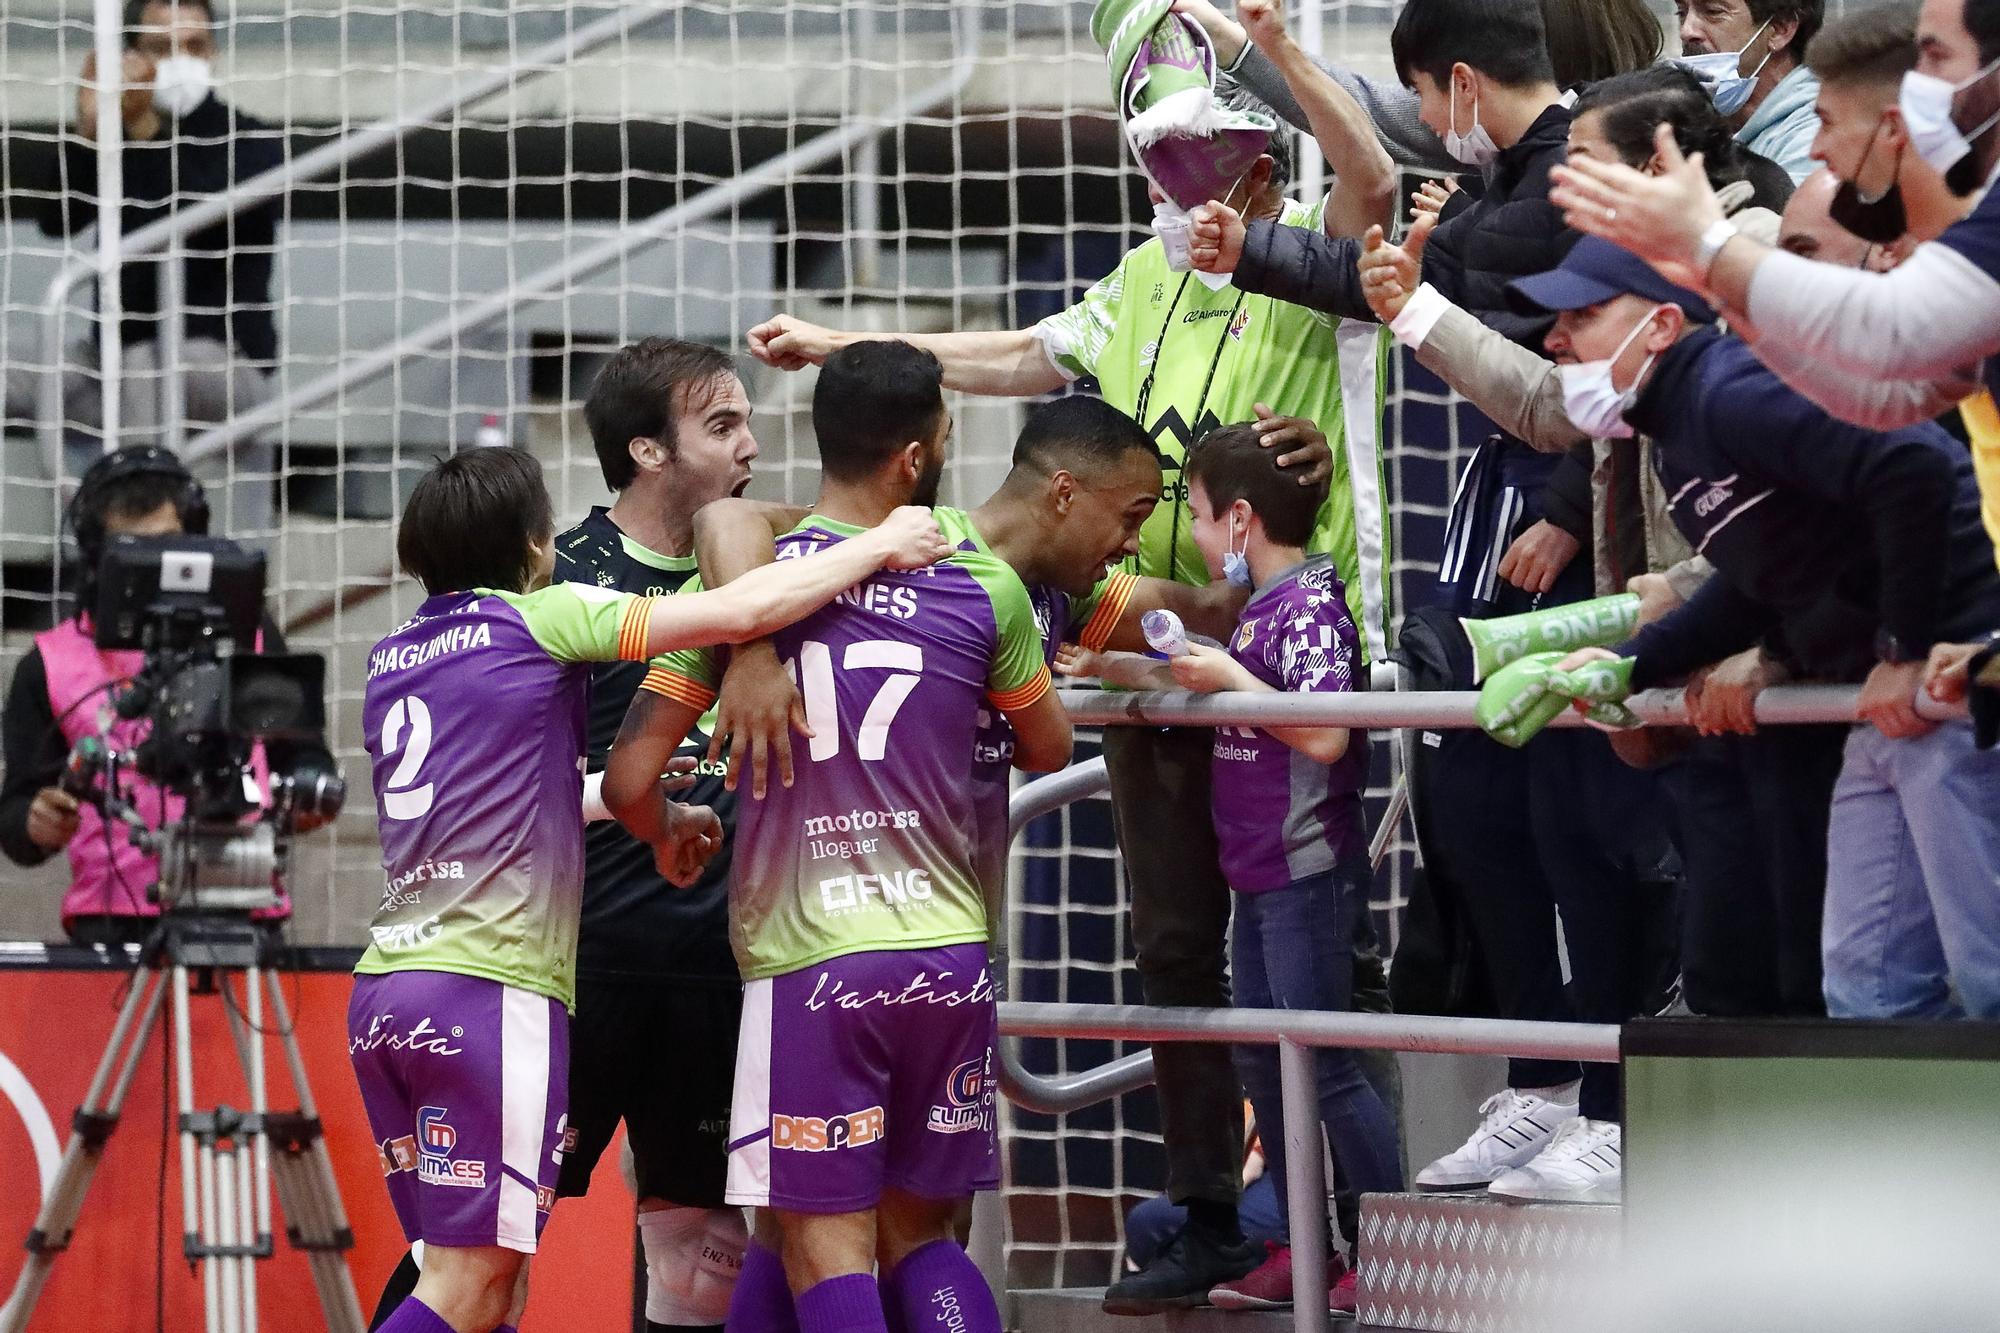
<box><xmin>398</xmin><ymin>447</ymin><xmax>554</xmax><ymax>596</ymax></box>
<box><xmin>1183</xmin><ymin>422</ymin><xmax>1325</xmax><ymax>548</ymax></box>
<box><xmin>124</xmin><ymin>0</ymin><xmax>217</xmax><ymax>45</ymax></box>
<box><xmin>1574</xmin><ymin>66</ymin><xmax>1786</xmax><ymax>206</ymax></box>
<box><xmin>1392</xmin><ymin>0</ymin><xmax>1556</xmax><ymax>90</ymax></box>
<box><xmin>1806</xmin><ymin>0</ymin><xmax>1918</xmax><ymax>87</ymax></box>
<box><xmin>1540</xmin><ymin>0</ymin><xmax>1661</xmax><ymax>88</ymax></box>
<box><xmin>583</xmin><ymin>337</ymin><xmax>737</xmax><ymax>491</ymax></box>
<box><xmin>1971</xmin><ymin>0</ymin><xmax>2000</xmax><ymax>65</ymax></box>
<box><xmin>1010</xmin><ymin>397</ymin><xmax>1160</xmax><ymax>480</ymax></box>
<box><xmin>811</xmin><ymin>341</ymin><xmax>946</xmax><ymax>482</ymax></box>
<box><xmin>1748</xmin><ymin>0</ymin><xmax>1825</xmax><ymax>64</ymax></box>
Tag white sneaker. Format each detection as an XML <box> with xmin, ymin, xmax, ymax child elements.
<box><xmin>1487</xmin><ymin>1116</ymin><xmax>1622</xmax><ymax>1205</ymax></box>
<box><xmin>1414</xmin><ymin>1085</ymin><xmax>1579</xmax><ymax>1191</ymax></box>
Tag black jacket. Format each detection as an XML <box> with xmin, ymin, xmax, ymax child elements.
<box><xmin>37</xmin><ymin>94</ymin><xmax>282</xmax><ymax>364</ymax></box>
<box><xmin>1620</xmin><ymin>327</ymin><xmax>2000</xmax><ymax>688</ymax></box>
<box><xmin>1231</xmin><ymin>103</ymin><xmax>1579</xmax><ymax>351</ymax></box>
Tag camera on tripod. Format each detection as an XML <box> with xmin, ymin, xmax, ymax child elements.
<box><xmin>62</xmin><ymin>533</ymin><xmax>345</xmax><ymax>914</ymax></box>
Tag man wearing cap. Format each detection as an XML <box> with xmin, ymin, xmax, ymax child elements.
<box><xmin>1510</xmin><ymin>236</ymin><xmax>2000</xmax><ymax>1025</ymax></box>
<box><xmin>746</xmin><ymin>0</ymin><xmax>1399</xmax><ymax>1310</ymax></box>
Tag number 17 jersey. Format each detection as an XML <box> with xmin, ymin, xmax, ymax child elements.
<box><xmin>644</xmin><ymin>510</ymin><xmax>1051</xmax><ymax>981</ymax></box>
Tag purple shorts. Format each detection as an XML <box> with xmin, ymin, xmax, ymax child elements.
<box><xmin>725</xmin><ymin>942</ymin><xmax>998</xmax><ymax>1213</ymax></box>
<box><xmin>347</xmin><ymin>969</ymin><xmax>570</xmax><ymax>1253</ymax></box>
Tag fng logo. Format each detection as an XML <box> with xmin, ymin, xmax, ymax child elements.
<box><xmin>771</xmin><ymin>1106</ymin><xmax>886</xmax><ymax>1152</ymax></box>
<box><xmin>415</xmin><ymin>1106</ymin><xmax>485</xmax><ymax>1188</ymax></box>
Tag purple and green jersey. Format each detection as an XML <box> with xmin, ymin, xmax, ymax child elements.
<box><xmin>644</xmin><ymin>508</ymin><xmax>1053</xmax><ymax>981</ymax></box>
<box><xmin>356</xmin><ymin>583</ymin><xmax>659</xmax><ymax>1010</ymax></box>
<box><xmin>1211</xmin><ymin>555</ymin><xmax>1370</xmax><ymax>892</ymax></box>
<box><xmin>969</xmin><ymin>571</ymin><xmax>1136</xmax><ymax>895</ymax></box>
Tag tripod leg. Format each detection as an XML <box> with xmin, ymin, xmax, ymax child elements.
<box><xmin>0</xmin><ymin>967</ymin><xmax>170</xmax><ymax>1333</ymax></box>
<box><xmin>261</xmin><ymin>970</ymin><xmax>366</xmax><ymax>1333</ymax></box>
<box><xmin>171</xmin><ymin>964</ymin><xmax>228</xmax><ymax>1333</ymax></box>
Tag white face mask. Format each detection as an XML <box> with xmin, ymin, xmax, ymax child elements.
<box><xmin>1444</xmin><ymin>79</ymin><xmax>1499</xmax><ymax>168</ymax></box>
<box><xmin>1152</xmin><ymin>167</ymin><xmax>1253</xmax><ymax>290</ymax></box>
<box><xmin>1222</xmin><ymin>517</ymin><xmax>1253</xmax><ymax>587</ymax></box>
<box><xmin>1675</xmin><ymin>19</ymin><xmax>1773</xmax><ymax>117</ymax></box>
<box><xmin>1558</xmin><ymin>305</ymin><xmax>1664</xmax><ymax>440</ymax></box>
<box><xmin>1900</xmin><ymin>55</ymin><xmax>2000</xmax><ymax>174</ymax></box>
<box><xmin>150</xmin><ymin>54</ymin><xmax>213</xmax><ymax>118</ymax></box>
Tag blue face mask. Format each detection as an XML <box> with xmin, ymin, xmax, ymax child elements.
<box><xmin>1222</xmin><ymin>520</ymin><xmax>1253</xmax><ymax>588</ymax></box>
<box><xmin>1676</xmin><ymin>19</ymin><xmax>1773</xmax><ymax>117</ymax></box>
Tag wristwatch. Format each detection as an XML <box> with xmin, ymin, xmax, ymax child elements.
<box><xmin>1874</xmin><ymin>629</ymin><xmax>1933</xmax><ymax>665</ymax></box>
<box><xmin>1695</xmin><ymin>218</ymin><xmax>1740</xmax><ymax>279</ymax></box>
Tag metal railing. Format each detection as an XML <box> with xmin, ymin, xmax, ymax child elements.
<box><xmin>987</xmin><ymin>678</ymin><xmax>1964</xmax><ymax>1327</ymax></box>
<box><xmin>37</xmin><ymin>2</ymin><xmax>676</xmax><ymax>480</ymax></box>
<box><xmin>177</xmin><ymin>0</ymin><xmax>983</xmax><ymax>471</ymax></box>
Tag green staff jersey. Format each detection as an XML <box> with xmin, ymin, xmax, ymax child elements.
<box><xmin>1034</xmin><ymin>195</ymin><xmax>1393</xmax><ymax>661</ymax></box>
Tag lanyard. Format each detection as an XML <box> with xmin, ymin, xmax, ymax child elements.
<box><xmin>1131</xmin><ymin>273</ymin><xmax>1246</xmax><ymax>584</ymax></box>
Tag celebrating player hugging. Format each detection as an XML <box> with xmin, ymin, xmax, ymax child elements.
<box><xmin>350</xmin><ymin>445</ymin><xmax>949</xmax><ymax>1333</ymax></box>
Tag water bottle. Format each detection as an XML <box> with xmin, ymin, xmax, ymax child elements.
<box><xmin>1141</xmin><ymin>608</ymin><xmax>1190</xmax><ymax>658</ymax></box>
<box><xmin>473</xmin><ymin>414</ymin><xmax>506</xmax><ymax>449</ymax></box>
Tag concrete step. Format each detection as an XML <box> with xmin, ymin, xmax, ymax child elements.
<box><xmin>1355</xmin><ymin>1193</ymin><xmax>1619</xmax><ymax>1333</ymax></box>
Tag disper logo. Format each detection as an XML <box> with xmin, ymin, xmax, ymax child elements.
<box><xmin>771</xmin><ymin>1106</ymin><xmax>886</xmax><ymax>1152</ymax></box>
<box><xmin>928</xmin><ymin>1054</ymin><xmax>994</xmax><ymax>1136</ymax></box>
<box><xmin>415</xmin><ymin>1106</ymin><xmax>485</xmax><ymax>1188</ymax></box>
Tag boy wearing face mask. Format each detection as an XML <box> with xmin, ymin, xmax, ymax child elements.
<box><xmin>1079</xmin><ymin>423</ymin><xmax>1403</xmax><ymax>1312</ymax></box>
<box><xmin>12</xmin><ymin>0</ymin><xmax>281</xmax><ymax>534</ymax></box>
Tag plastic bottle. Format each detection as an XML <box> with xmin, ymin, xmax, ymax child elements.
<box><xmin>473</xmin><ymin>414</ymin><xmax>506</xmax><ymax>449</ymax></box>
<box><xmin>1141</xmin><ymin>608</ymin><xmax>1190</xmax><ymax>657</ymax></box>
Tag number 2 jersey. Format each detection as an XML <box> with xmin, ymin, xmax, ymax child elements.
<box><xmin>644</xmin><ymin>509</ymin><xmax>1051</xmax><ymax>981</ymax></box>
<box><xmin>355</xmin><ymin>583</ymin><xmax>660</xmax><ymax>1010</ymax></box>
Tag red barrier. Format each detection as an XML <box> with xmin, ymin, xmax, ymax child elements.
<box><xmin>0</xmin><ymin>967</ymin><xmax>638</xmax><ymax>1331</ymax></box>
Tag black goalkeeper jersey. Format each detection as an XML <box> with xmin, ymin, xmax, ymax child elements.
<box><xmin>555</xmin><ymin>507</ymin><xmax>738</xmax><ymax>983</ymax></box>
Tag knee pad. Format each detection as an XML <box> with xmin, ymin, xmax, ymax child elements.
<box><xmin>637</xmin><ymin>1205</ymin><xmax>747</xmax><ymax>1327</ymax></box>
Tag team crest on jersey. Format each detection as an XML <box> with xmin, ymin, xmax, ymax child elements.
<box><xmin>1228</xmin><ymin>306</ymin><xmax>1252</xmax><ymax>342</ymax></box>
<box><xmin>1151</xmin><ymin>281</ymin><xmax>1165</xmax><ymax>305</ymax></box>
<box><xmin>1237</xmin><ymin>622</ymin><xmax>1257</xmax><ymax>651</ymax></box>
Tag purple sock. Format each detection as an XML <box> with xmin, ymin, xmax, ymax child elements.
<box><xmin>878</xmin><ymin>1278</ymin><xmax>909</xmax><ymax>1333</ymax></box>
<box><xmin>377</xmin><ymin>1298</ymin><xmax>454</xmax><ymax>1333</ymax></box>
<box><xmin>795</xmin><ymin>1274</ymin><xmax>886</xmax><ymax>1333</ymax></box>
<box><xmin>883</xmin><ymin>1241</ymin><xmax>1001</xmax><ymax>1333</ymax></box>
<box><xmin>727</xmin><ymin>1242</ymin><xmax>802</xmax><ymax>1333</ymax></box>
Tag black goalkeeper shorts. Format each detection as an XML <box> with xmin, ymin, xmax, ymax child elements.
<box><xmin>555</xmin><ymin>975</ymin><xmax>743</xmax><ymax>1206</ymax></box>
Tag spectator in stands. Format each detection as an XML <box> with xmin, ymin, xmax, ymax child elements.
<box><xmin>1066</xmin><ymin>424</ymin><xmax>1403</xmax><ymax>1314</ymax></box>
<box><xmin>1549</xmin><ymin>0</ymin><xmax>2000</xmax><ymax>431</ymax></box>
<box><xmin>1512</xmin><ymin>238</ymin><xmax>2000</xmax><ymax>1022</ymax></box>
<box><xmin>1122</xmin><ymin>1108</ymin><xmax>1281</xmax><ymax>1277</ymax></box>
<box><xmin>1177</xmin><ymin>0</ymin><xmax>1662</xmax><ymax>174</ymax></box>
<box><xmin>744</xmin><ymin>71</ymin><xmax>1401</xmax><ymax>1312</ymax></box>
<box><xmin>1673</xmin><ymin>0</ymin><xmax>1825</xmax><ymax>183</ymax></box>
<box><xmin>0</xmin><ymin>447</ymin><xmax>329</xmax><ymax>946</ymax></box>
<box><xmin>8</xmin><ymin>0</ymin><xmax>282</xmax><ymax>536</ymax></box>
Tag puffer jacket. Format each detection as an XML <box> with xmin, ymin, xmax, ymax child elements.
<box><xmin>1232</xmin><ymin>103</ymin><xmax>1578</xmax><ymax>351</ymax></box>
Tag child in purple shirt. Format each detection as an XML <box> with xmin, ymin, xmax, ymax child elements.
<box><xmin>1073</xmin><ymin>422</ymin><xmax>1403</xmax><ymax>1310</ymax></box>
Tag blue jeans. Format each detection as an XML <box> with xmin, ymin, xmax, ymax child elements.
<box><xmin>1232</xmin><ymin>865</ymin><xmax>1405</xmax><ymax>1239</ymax></box>
<box><xmin>1823</xmin><ymin>722</ymin><xmax>2000</xmax><ymax>1019</ymax></box>
<box><xmin>1124</xmin><ymin>1175</ymin><xmax>1285</xmax><ymax>1269</ymax></box>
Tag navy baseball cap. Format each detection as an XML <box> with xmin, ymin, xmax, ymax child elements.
<box><xmin>1507</xmin><ymin>237</ymin><xmax>1716</xmax><ymax>323</ymax></box>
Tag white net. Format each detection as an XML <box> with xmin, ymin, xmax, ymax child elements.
<box><xmin>2</xmin><ymin>0</ymin><xmax>1829</xmax><ymax>1295</ymax></box>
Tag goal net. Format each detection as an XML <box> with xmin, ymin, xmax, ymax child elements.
<box><xmin>1</xmin><ymin>0</ymin><xmax>1759</xmax><ymax>1292</ymax></box>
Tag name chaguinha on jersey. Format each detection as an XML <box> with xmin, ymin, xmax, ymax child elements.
<box><xmin>368</xmin><ymin>617</ymin><xmax>492</xmax><ymax>679</ymax></box>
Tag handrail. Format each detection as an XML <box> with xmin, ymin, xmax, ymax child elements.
<box><xmin>997</xmin><ymin>1002</ymin><xmax>1620</xmax><ymax>1063</ymax></box>
<box><xmin>179</xmin><ymin>0</ymin><xmax>984</xmax><ymax>469</ymax></box>
<box><xmin>1054</xmin><ymin>681</ymin><xmax>1964</xmax><ymax>729</ymax></box>
<box><xmin>37</xmin><ymin>2</ymin><xmax>675</xmax><ymax>482</ymax></box>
